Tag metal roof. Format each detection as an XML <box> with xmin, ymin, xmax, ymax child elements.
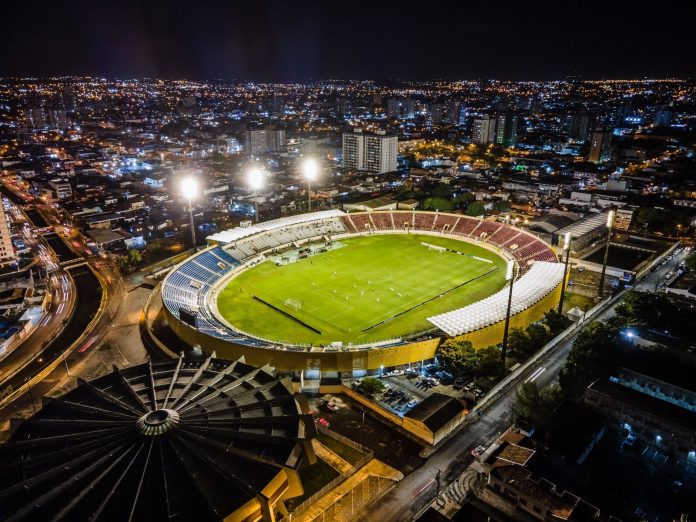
<box><xmin>0</xmin><ymin>354</ymin><xmax>316</xmax><ymax>522</ymax></box>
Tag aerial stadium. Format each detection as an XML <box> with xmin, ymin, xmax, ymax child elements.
<box><xmin>159</xmin><ymin>210</ymin><xmax>565</xmax><ymax>377</ymax></box>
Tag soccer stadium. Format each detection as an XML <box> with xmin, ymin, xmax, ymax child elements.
<box><xmin>159</xmin><ymin>210</ymin><xmax>565</xmax><ymax>376</ymax></box>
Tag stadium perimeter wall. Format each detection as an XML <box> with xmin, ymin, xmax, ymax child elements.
<box><xmin>164</xmin><ymin>277</ymin><xmax>562</xmax><ymax>372</ymax></box>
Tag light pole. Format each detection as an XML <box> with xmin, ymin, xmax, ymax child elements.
<box><xmin>557</xmin><ymin>232</ymin><xmax>572</xmax><ymax>315</ymax></box>
<box><xmin>501</xmin><ymin>260</ymin><xmax>516</xmax><ymax>368</ymax></box>
<box><xmin>303</xmin><ymin>158</ymin><xmax>319</xmax><ymax>212</ymax></box>
<box><xmin>597</xmin><ymin>209</ymin><xmax>615</xmax><ymax>299</ymax></box>
<box><xmin>180</xmin><ymin>177</ymin><xmax>199</xmax><ymax>250</ymax></box>
<box><xmin>248</xmin><ymin>168</ymin><xmax>264</xmax><ymax>223</ymax></box>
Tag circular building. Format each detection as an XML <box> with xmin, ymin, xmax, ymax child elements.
<box><xmin>0</xmin><ymin>355</ymin><xmax>317</xmax><ymax>522</ymax></box>
<box><xmin>159</xmin><ymin>210</ymin><xmax>564</xmax><ymax>376</ymax></box>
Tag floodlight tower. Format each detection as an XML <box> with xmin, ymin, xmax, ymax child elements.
<box><xmin>597</xmin><ymin>209</ymin><xmax>615</xmax><ymax>299</ymax></box>
<box><xmin>248</xmin><ymin>168</ymin><xmax>264</xmax><ymax>223</ymax></box>
<box><xmin>501</xmin><ymin>260</ymin><xmax>516</xmax><ymax>368</ymax></box>
<box><xmin>181</xmin><ymin>177</ymin><xmax>198</xmax><ymax>249</ymax></box>
<box><xmin>557</xmin><ymin>232</ymin><xmax>572</xmax><ymax>315</ymax></box>
<box><xmin>303</xmin><ymin>158</ymin><xmax>319</xmax><ymax>212</ymax></box>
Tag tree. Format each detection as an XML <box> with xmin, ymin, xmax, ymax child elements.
<box><xmin>559</xmin><ymin>321</ymin><xmax>618</xmax><ymax>398</ymax></box>
<box><xmin>507</xmin><ymin>328</ymin><xmax>534</xmax><ymax>357</ymax></box>
<box><xmin>543</xmin><ymin>309</ymin><xmax>570</xmax><ymax>336</ymax></box>
<box><xmin>465</xmin><ymin>201</ymin><xmax>485</xmax><ymax>217</ymax></box>
<box><xmin>685</xmin><ymin>253</ymin><xmax>696</xmax><ymax>273</ymax></box>
<box><xmin>422</xmin><ymin>197</ymin><xmax>454</xmax><ymax>212</ymax></box>
<box><xmin>511</xmin><ymin>382</ymin><xmax>562</xmax><ymax>431</ymax></box>
<box><xmin>357</xmin><ymin>377</ymin><xmax>384</xmax><ymax>398</ymax></box>
<box><xmin>526</xmin><ymin>323</ymin><xmax>550</xmax><ymax>349</ymax></box>
<box><xmin>478</xmin><ymin>346</ymin><xmax>504</xmax><ymax>377</ymax></box>
<box><xmin>494</xmin><ymin>200</ymin><xmax>511</xmax><ymax>212</ymax></box>
<box><xmin>436</xmin><ymin>339</ymin><xmax>479</xmax><ymax>375</ymax></box>
<box><xmin>128</xmin><ymin>249</ymin><xmax>142</xmax><ymax>266</ymax></box>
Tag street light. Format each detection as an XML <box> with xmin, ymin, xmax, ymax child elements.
<box><xmin>303</xmin><ymin>158</ymin><xmax>319</xmax><ymax>212</ymax></box>
<box><xmin>597</xmin><ymin>209</ymin><xmax>615</xmax><ymax>299</ymax></box>
<box><xmin>557</xmin><ymin>232</ymin><xmax>572</xmax><ymax>315</ymax></box>
<box><xmin>180</xmin><ymin>176</ymin><xmax>198</xmax><ymax>250</ymax></box>
<box><xmin>248</xmin><ymin>168</ymin><xmax>264</xmax><ymax>223</ymax></box>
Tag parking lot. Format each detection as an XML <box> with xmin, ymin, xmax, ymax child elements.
<box><xmin>307</xmin><ymin>394</ymin><xmax>426</xmax><ymax>474</ymax></box>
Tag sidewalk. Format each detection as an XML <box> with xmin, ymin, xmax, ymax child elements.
<box><xmin>312</xmin><ymin>439</ymin><xmax>354</xmax><ymax>475</ymax></box>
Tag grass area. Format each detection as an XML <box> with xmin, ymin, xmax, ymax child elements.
<box><xmin>316</xmin><ymin>433</ymin><xmax>366</xmax><ymax>464</ymax></box>
<box><xmin>286</xmin><ymin>457</ymin><xmax>341</xmax><ymax>509</ymax></box>
<box><xmin>561</xmin><ymin>292</ymin><xmax>596</xmax><ymax>315</ymax></box>
<box><xmin>216</xmin><ymin>234</ymin><xmax>507</xmax><ymax>345</ymax></box>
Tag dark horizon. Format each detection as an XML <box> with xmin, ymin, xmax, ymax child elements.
<box><xmin>3</xmin><ymin>0</ymin><xmax>696</xmax><ymax>81</ymax></box>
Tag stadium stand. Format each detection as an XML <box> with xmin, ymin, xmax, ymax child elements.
<box><xmin>161</xmin><ymin>210</ymin><xmax>560</xmax><ymax>351</ymax></box>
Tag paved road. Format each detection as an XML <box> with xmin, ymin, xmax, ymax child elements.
<box><xmin>367</xmin><ymin>246</ymin><xmax>689</xmax><ymax>522</ymax></box>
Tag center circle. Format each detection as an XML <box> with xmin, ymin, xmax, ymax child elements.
<box><xmin>144</xmin><ymin>409</ymin><xmax>170</xmax><ymax>426</ymax></box>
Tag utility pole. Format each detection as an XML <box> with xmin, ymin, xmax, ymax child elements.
<box><xmin>501</xmin><ymin>261</ymin><xmax>516</xmax><ymax>367</ymax></box>
<box><xmin>557</xmin><ymin>233</ymin><xmax>572</xmax><ymax>315</ymax></box>
<box><xmin>597</xmin><ymin>210</ymin><xmax>615</xmax><ymax>299</ymax></box>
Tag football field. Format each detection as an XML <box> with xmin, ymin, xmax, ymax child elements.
<box><xmin>215</xmin><ymin>234</ymin><xmax>507</xmax><ymax>345</ymax></box>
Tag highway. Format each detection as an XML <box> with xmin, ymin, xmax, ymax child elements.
<box><xmin>366</xmin><ymin>246</ymin><xmax>688</xmax><ymax>522</ymax></box>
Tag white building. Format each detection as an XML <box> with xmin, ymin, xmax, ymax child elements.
<box><xmin>342</xmin><ymin>129</ymin><xmax>397</xmax><ymax>174</ymax></box>
<box><xmin>472</xmin><ymin>116</ymin><xmax>497</xmax><ymax>145</ymax></box>
<box><xmin>0</xmin><ymin>204</ymin><xmax>16</xmax><ymax>264</ymax></box>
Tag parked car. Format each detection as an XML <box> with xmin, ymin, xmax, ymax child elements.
<box><xmin>317</xmin><ymin>418</ymin><xmax>330</xmax><ymax>428</ymax></box>
<box><xmin>471</xmin><ymin>445</ymin><xmax>486</xmax><ymax>457</ymax></box>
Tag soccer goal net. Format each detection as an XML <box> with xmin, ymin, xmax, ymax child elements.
<box><xmin>284</xmin><ymin>298</ymin><xmax>302</xmax><ymax>311</ymax></box>
<box><xmin>421</xmin><ymin>241</ymin><xmax>446</xmax><ymax>253</ymax></box>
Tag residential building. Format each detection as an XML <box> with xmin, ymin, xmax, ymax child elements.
<box><xmin>472</xmin><ymin>116</ymin><xmax>497</xmax><ymax>145</ymax></box>
<box><xmin>244</xmin><ymin>127</ymin><xmax>287</xmax><ymax>155</ymax></box>
<box><xmin>0</xmin><ymin>204</ymin><xmax>16</xmax><ymax>264</ymax></box>
<box><xmin>342</xmin><ymin>129</ymin><xmax>397</xmax><ymax>174</ymax></box>
<box><xmin>495</xmin><ymin>113</ymin><xmax>518</xmax><ymax>147</ymax></box>
<box><xmin>589</xmin><ymin>128</ymin><xmax>612</xmax><ymax>162</ymax></box>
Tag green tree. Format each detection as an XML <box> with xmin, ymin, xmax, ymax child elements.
<box><xmin>357</xmin><ymin>377</ymin><xmax>384</xmax><ymax>398</ymax></box>
<box><xmin>423</xmin><ymin>197</ymin><xmax>454</xmax><ymax>212</ymax></box>
<box><xmin>543</xmin><ymin>309</ymin><xmax>570</xmax><ymax>335</ymax></box>
<box><xmin>559</xmin><ymin>321</ymin><xmax>618</xmax><ymax>398</ymax></box>
<box><xmin>494</xmin><ymin>200</ymin><xmax>511</xmax><ymax>212</ymax></box>
<box><xmin>431</xmin><ymin>182</ymin><xmax>454</xmax><ymax>200</ymax></box>
<box><xmin>436</xmin><ymin>339</ymin><xmax>479</xmax><ymax>375</ymax></box>
<box><xmin>465</xmin><ymin>201</ymin><xmax>485</xmax><ymax>217</ymax></box>
<box><xmin>478</xmin><ymin>346</ymin><xmax>504</xmax><ymax>377</ymax></box>
<box><xmin>526</xmin><ymin>323</ymin><xmax>550</xmax><ymax>349</ymax></box>
<box><xmin>128</xmin><ymin>249</ymin><xmax>142</xmax><ymax>266</ymax></box>
<box><xmin>685</xmin><ymin>253</ymin><xmax>696</xmax><ymax>273</ymax></box>
<box><xmin>511</xmin><ymin>382</ymin><xmax>562</xmax><ymax>431</ymax></box>
<box><xmin>507</xmin><ymin>328</ymin><xmax>534</xmax><ymax>357</ymax></box>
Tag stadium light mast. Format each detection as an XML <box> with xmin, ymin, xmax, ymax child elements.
<box><xmin>248</xmin><ymin>168</ymin><xmax>264</xmax><ymax>223</ymax></box>
<box><xmin>303</xmin><ymin>158</ymin><xmax>319</xmax><ymax>212</ymax></box>
<box><xmin>597</xmin><ymin>209</ymin><xmax>615</xmax><ymax>299</ymax></box>
<box><xmin>180</xmin><ymin>176</ymin><xmax>198</xmax><ymax>249</ymax></box>
<box><xmin>557</xmin><ymin>232</ymin><xmax>572</xmax><ymax>315</ymax></box>
<box><xmin>501</xmin><ymin>260</ymin><xmax>516</xmax><ymax>368</ymax></box>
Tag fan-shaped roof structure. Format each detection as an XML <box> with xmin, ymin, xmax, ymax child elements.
<box><xmin>0</xmin><ymin>355</ymin><xmax>316</xmax><ymax>522</ymax></box>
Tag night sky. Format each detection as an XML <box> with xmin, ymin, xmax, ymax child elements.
<box><xmin>3</xmin><ymin>0</ymin><xmax>695</xmax><ymax>80</ymax></box>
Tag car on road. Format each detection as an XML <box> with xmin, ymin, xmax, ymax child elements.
<box><xmin>471</xmin><ymin>445</ymin><xmax>486</xmax><ymax>457</ymax></box>
<box><xmin>317</xmin><ymin>418</ymin><xmax>330</xmax><ymax>428</ymax></box>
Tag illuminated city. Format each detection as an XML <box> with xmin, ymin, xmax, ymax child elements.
<box><xmin>0</xmin><ymin>1</ymin><xmax>695</xmax><ymax>521</ymax></box>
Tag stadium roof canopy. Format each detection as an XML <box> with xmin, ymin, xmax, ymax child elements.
<box><xmin>553</xmin><ymin>212</ymin><xmax>609</xmax><ymax>241</ymax></box>
<box><xmin>427</xmin><ymin>261</ymin><xmax>565</xmax><ymax>337</ymax></box>
<box><xmin>0</xmin><ymin>354</ymin><xmax>316</xmax><ymax>522</ymax></box>
<box><xmin>207</xmin><ymin>209</ymin><xmax>346</xmax><ymax>244</ymax></box>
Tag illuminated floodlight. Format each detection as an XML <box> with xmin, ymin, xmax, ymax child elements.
<box><xmin>303</xmin><ymin>158</ymin><xmax>319</xmax><ymax>181</ymax></box>
<box><xmin>180</xmin><ymin>176</ymin><xmax>199</xmax><ymax>199</ymax></box>
<box><xmin>505</xmin><ymin>260</ymin><xmax>515</xmax><ymax>281</ymax></box>
<box><xmin>564</xmin><ymin>232</ymin><xmax>572</xmax><ymax>250</ymax></box>
<box><xmin>248</xmin><ymin>168</ymin><xmax>264</xmax><ymax>191</ymax></box>
<box><xmin>607</xmin><ymin>209</ymin><xmax>615</xmax><ymax>228</ymax></box>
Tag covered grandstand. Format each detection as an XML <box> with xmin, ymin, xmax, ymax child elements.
<box><xmin>0</xmin><ymin>354</ymin><xmax>316</xmax><ymax>522</ymax></box>
<box><xmin>158</xmin><ymin>210</ymin><xmax>564</xmax><ymax>373</ymax></box>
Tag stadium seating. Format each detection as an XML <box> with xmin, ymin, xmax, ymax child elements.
<box><xmin>162</xmin><ymin>210</ymin><xmax>560</xmax><ymax>350</ymax></box>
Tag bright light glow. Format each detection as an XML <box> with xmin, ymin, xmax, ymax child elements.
<box><xmin>303</xmin><ymin>158</ymin><xmax>319</xmax><ymax>181</ymax></box>
<box><xmin>607</xmin><ymin>209</ymin><xmax>615</xmax><ymax>228</ymax></box>
<box><xmin>564</xmin><ymin>232</ymin><xmax>572</xmax><ymax>250</ymax></box>
<box><xmin>248</xmin><ymin>168</ymin><xmax>264</xmax><ymax>190</ymax></box>
<box><xmin>656</xmin><ymin>435</ymin><xmax>662</xmax><ymax>442</ymax></box>
<box><xmin>506</xmin><ymin>260</ymin><xmax>515</xmax><ymax>281</ymax></box>
<box><xmin>180</xmin><ymin>177</ymin><xmax>198</xmax><ymax>200</ymax></box>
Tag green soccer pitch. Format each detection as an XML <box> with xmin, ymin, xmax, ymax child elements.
<box><xmin>215</xmin><ymin>234</ymin><xmax>508</xmax><ymax>345</ymax></box>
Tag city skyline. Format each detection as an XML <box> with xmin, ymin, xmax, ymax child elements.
<box><xmin>2</xmin><ymin>0</ymin><xmax>696</xmax><ymax>80</ymax></box>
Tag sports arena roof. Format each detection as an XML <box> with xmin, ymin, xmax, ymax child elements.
<box><xmin>427</xmin><ymin>261</ymin><xmax>565</xmax><ymax>337</ymax></box>
<box><xmin>553</xmin><ymin>212</ymin><xmax>609</xmax><ymax>241</ymax></box>
<box><xmin>0</xmin><ymin>355</ymin><xmax>316</xmax><ymax>522</ymax></box>
<box><xmin>207</xmin><ymin>209</ymin><xmax>346</xmax><ymax>244</ymax></box>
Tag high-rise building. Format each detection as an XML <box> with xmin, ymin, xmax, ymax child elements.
<box><xmin>566</xmin><ymin>111</ymin><xmax>594</xmax><ymax>141</ymax></box>
<box><xmin>47</xmin><ymin>108</ymin><xmax>69</xmax><ymax>129</ymax></box>
<box><xmin>653</xmin><ymin>106</ymin><xmax>674</xmax><ymax>127</ymax></box>
<box><xmin>430</xmin><ymin>103</ymin><xmax>445</xmax><ymax>125</ymax></box>
<box><xmin>386</xmin><ymin>97</ymin><xmax>415</xmax><ymax>119</ymax></box>
<box><xmin>24</xmin><ymin>107</ymin><xmax>47</xmax><ymax>128</ymax></box>
<box><xmin>472</xmin><ymin>116</ymin><xmax>497</xmax><ymax>145</ymax></box>
<box><xmin>495</xmin><ymin>113</ymin><xmax>518</xmax><ymax>147</ymax></box>
<box><xmin>589</xmin><ymin>128</ymin><xmax>612</xmax><ymax>163</ymax></box>
<box><xmin>342</xmin><ymin>129</ymin><xmax>397</xmax><ymax>174</ymax></box>
<box><xmin>0</xmin><ymin>203</ymin><xmax>15</xmax><ymax>265</ymax></box>
<box><xmin>244</xmin><ymin>127</ymin><xmax>287</xmax><ymax>155</ymax></box>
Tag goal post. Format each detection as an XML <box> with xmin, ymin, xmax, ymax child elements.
<box><xmin>284</xmin><ymin>298</ymin><xmax>302</xmax><ymax>311</ymax></box>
